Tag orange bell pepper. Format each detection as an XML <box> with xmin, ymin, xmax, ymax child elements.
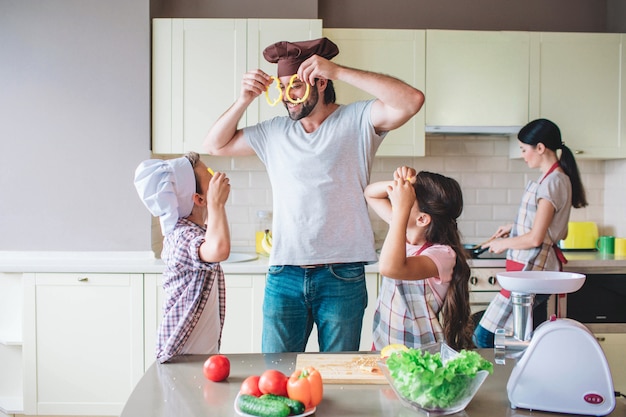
<box><xmin>286</xmin><ymin>367</ymin><xmax>323</xmax><ymax>409</ymax></box>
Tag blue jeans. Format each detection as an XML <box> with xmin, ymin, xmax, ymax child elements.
<box><xmin>262</xmin><ymin>263</ymin><xmax>367</xmax><ymax>353</ymax></box>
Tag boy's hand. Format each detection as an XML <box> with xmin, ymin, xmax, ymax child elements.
<box><xmin>207</xmin><ymin>171</ymin><xmax>230</xmax><ymax>206</ymax></box>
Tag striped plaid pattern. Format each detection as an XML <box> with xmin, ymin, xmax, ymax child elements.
<box><xmin>480</xmin><ymin>169</ymin><xmax>565</xmax><ymax>334</ymax></box>
<box><xmin>372</xmin><ymin>243</ymin><xmax>452</xmax><ymax>350</ymax></box>
<box><xmin>157</xmin><ymin>218</ymin><xmax>225</xmax><ymax>363</ymax></box>
<box><xmin>373</xmin><ymin>277</ymin><xmax>445</xmax><ymax>349</ymax></box>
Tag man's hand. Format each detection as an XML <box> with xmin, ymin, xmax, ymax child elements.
<box><xmin>297</xmin><ymin>55</ymin><xmax>340</xmax><ymax>85</ymax></box>
<box><xmin>240</xmin><ymin>69</ymin><xmax>272</xmax><ymax>102</ymax></box>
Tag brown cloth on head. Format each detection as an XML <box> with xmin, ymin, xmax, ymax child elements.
<box><xmin>263</xmin><ymin>37</ymin><xmax>339</xmax><ymax>77</ymax></box>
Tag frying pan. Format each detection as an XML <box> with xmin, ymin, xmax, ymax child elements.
<box><xmin>463</xmin><ymin>243</ymin><xmax>489</xmax><ymax>259</ymax></box>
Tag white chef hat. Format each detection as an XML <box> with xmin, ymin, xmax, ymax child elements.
<box><xmin>134</xmin><ymin>157</ymin><xmax>195</xmax><ymax>236</ymax></box>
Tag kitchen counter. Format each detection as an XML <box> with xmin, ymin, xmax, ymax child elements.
<box><xmin>0</xmin><ymin>250</ymin><xmax>624</xmax><ymax>274</ymax></box>
<box><xmin>119</xmin><ymin>349</ymin><xmax>625</xmax><ymax>417</ymax></box>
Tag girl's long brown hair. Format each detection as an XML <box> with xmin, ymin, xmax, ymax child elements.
<box><xmin>414</xmin><ymin>172</ymin><xmax>474</xmax><ymax>350</ymax></box>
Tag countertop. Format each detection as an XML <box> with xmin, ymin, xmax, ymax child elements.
<box><xmin>119</xmin><ymin>349</ymin><xmax>625</xmax><ymax>417</ymax></box>
<box><xmin>0</xmin><ymin>250</ymin><xmax>625</xmax><ymax>274</ymax></box>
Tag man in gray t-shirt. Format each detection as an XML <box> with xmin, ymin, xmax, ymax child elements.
<box><xmin>203</xmin><ymin>37</ymin><xmax>424</xmax><ymax>353</ymax></box>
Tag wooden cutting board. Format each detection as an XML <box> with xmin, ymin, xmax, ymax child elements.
<box><xmin>295</xmin><ymin>353</ymin><xmax>387</xmax><ymax>384</ymax></box>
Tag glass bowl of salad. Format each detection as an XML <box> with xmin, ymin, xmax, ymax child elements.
<box><xmin>378</xmin><ymin>342</ymin><xmax>492</xmax><ymax>416</ymax></box>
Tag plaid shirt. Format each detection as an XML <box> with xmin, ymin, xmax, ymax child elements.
<box><xmin>157</xmin><ymin>218</ymin><xmax>225</xmax><ymax>363</ymax></box>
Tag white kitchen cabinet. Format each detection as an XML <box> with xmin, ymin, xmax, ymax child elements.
<box><xmin>152</xmin><ymin>18</ymin><xmax>322</xmax><ymax>154</ymax></box>
<box><xmin>522</xmin><ymin>32</ymin><xmax>625</xmax><ymax>159</ymax></box>
<box><xmin>23</xmin><ymin>273</ymin><xmax>144</xmax><ymax>416</ymax></box>
<box><xmin>323</xmin><ymin>29</ymin><xmax>426</xmax><ymax>156</ymax></box>
<box><xmin>425</xmin><ymin>30</ymin><xmax>530</xmax><ymax>130</ymax></box>
<box><xmin>0</xmin><ymin>273</ymin><xmax>23</xmax><ymax>415</ymax></box>
<box><xmin>594</xmin><ymin>332</ymin><xmax>626</xmax><ymax>391</ymax></box>
<box><xmin>220</xmin><ymin>274</ymin><xmax>266</xmax><ymax>353</ymax></box>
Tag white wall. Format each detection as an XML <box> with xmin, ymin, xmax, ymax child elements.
<box><xmin>0</xmin><ymin>0</ymin><xmax>152</xmax><ymax>251</ymax></box>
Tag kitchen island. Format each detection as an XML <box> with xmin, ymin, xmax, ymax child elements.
<box><xmin>120</xmin><ymin>349</ymin><xmax>625</xmax><ymax>417</ymax></box>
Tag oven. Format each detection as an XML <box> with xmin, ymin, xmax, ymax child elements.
<box><xmin>565</xmin><ymin>273</ymin><xmax>626</xmax><ymax>333</ymax></box>
<box><xmin>469</xmin><ymin>267</ymin><xmax>504</xmax><ymax>315</ymax></box>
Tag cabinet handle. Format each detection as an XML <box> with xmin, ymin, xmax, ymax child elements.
<box><xmin>488</xmin><ymin>276</ymin><xmax>497</xmax><ymax>285</ymax></box>
<box><xmin>596</xmin><ymin>336</ymin><xmax>606</xmax><ymax>342</ymax></box>
<box><xmin>470</xmin><ymin>276</ymin><xmax>478</xmax><ymax>285</ymax></box>
<box><xmin>574</xmin><ymin>149</ymin><xmax>584</xmax><ymax>155</ymax></box>
<box><xmin>77</xmin><ymin>277</ymin><xmax>89</xmax><ymax>282</ymax></box>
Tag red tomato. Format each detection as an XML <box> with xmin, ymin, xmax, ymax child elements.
<box><xmin>258</xmin><ymin>369</ymin><xmax>288</xmax><ymax>396</ymax></box>
<box><xmin>203</xmin><ymin>354</ymin><xmax>230</xmax><ymax>382</ymax></box>
<box><xmin>240</xmin><ymin>375</ymin><xmax>262</xmax><ymax>397</ymax></box>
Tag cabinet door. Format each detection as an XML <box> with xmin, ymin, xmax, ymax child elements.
<box><xmin>426</xmin><ymin>30</ymin><xmax>530</xmax><ymax>128</ymax></box>
<box><xmin>531</xmin><ymin>32</ymin><xmax>623</xmax><ymax>159</ymax></box>
<box><xmin>23</xmin><ymin>273</ymin><xmax>144</xmax><ymax>416</ymax></box>
<box><xmin>152</xmin><ymin>18</ymin><xmax>247</xmax><ymax>154</ymax></box>
<box><xmin>220</xmin><ymin>274</ymin><xmax>266</xmax><ymax>353</ymax></box>
<box><xmin>594</xmin><ymin>333</ymin><xmax>626</xmax><ymax>390</ymax></box>
<box><xmin>323</xmin><ymin>29</ymin><xmax>426</xmax><ymax>156</ymax></box>
<box><xmin>0</xmin><ymin>273</ymin><xmax>23</xmax><ymax>414</ymax></box>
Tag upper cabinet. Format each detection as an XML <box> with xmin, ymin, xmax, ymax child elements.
<box><xmin>526</xmin><ymin>32</ymin><xmax>625</xmax><ymax>159</ymax></box>
<box><xmin>323</xmin><ymin>29</ymin><xmax>426</xmax><ymax>156</ymax></box>
<box><xmin>153</xmin><ymin>22</ymin><xmax>625</xmax><ymax>159</ymax></box>
<box><xmin>425</xmin><ymin>30</ymin><xmax>530</xmax><ymax>130</ymax></box>
<box><xmin>152</xmin><ymin>18</ymin><xmax>322</xmax><ymax>154</ymax></box>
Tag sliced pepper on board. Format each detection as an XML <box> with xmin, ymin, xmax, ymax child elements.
<box><xmin>286</xmin><ymin>366</ymin><xmax>323</xmax><ymax>409</ymax></box>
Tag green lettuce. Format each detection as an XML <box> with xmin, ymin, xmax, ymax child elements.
<box><xmin>386</xmin><ymin>347</ymin><xmax>493</xmax><ymax>409</ymax></box>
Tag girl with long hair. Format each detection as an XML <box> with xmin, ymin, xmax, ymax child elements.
<box><xmin>366</xmin><ymin>166</ymin><xmax>474</xmax><ymax>351</ymax></box>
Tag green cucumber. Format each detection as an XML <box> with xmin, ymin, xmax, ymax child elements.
<box><xmin>260</xmin><ymin>393</ymin><xmax>306</xmax><ymax>415</ymax></box>
<box><xmin>237</xmin><ymin>394</ymin><xmax>290</xmax><ymax>417</ymax></box>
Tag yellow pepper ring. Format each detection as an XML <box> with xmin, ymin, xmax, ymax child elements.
<box><xmin>285</xmin><ymin>74</ymin><xmax>310</xmax><ymax>104</ymax></box>
<box><xmin>264</xmin><ymin>76</ymin><xmax>282</xmax><ymax>107</ymax></box>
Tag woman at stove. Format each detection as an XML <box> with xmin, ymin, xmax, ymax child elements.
<box><xmin>473</xmin><ymin>118</ymin><xmax>588</xmax><ymax>348</ymax></box>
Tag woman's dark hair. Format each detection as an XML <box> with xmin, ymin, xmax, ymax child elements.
<box><xmin>414</xmin><ymin>172</ymin><xmax>474</xmax><ymax>350</ymax></box>
<box><xmin>518</xmin><ymin>119</ymin><xmax>588</xmax><ymax>208</ymax></box>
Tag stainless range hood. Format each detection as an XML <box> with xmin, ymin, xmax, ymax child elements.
<box><xmin>425</xmin><ymin>125</ymin><xmax>522</xmax><ymax>135</ymax></box>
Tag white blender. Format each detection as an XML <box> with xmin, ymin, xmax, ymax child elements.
<box><xmin>494</xmin><ymin>271</ymin><xmax>616</xmax><ymax>416</ymax></box>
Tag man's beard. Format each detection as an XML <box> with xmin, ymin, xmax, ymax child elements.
<box><xmin>285</xmin><ymin>85</ymin><xmax>319</xmax><ymax>121</ymax></box>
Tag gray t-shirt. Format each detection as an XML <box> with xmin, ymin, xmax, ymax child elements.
<box><xmin>244</xmin><ymin>100</ymin><xmax>385</xmax><ymax>266</ymax></box>
<box><xmin>537</xmin><ymin>170</ymin><xmax>572</xmax><ymax>243</ymax></box>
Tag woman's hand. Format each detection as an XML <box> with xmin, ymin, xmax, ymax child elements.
<box><xmin>491</xmin><ymin>224</ymin><xmax>512</xmax><ymax>240</ymax></box>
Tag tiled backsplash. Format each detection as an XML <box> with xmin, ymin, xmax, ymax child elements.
<box><xmin>151</xmin><ymin>136</ymin><xmax>621</xmax><ymax>257</ymax></box>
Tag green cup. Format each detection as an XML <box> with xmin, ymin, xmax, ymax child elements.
<box><xmin>596</xmin><ymin>236</ymin><xmax>615</xmax><ymax>254</ymax></box>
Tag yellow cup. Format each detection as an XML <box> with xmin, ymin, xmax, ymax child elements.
<box><xmin>615</xmin><ymin>237</ymin><xmax>626</xmax><ymax>258</ymax></box>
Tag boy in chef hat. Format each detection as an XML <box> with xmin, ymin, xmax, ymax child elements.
<box><xmin>134</xmin><ymin>152</ymin><xmax>231</xmax><ymax>363</ymax></box>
